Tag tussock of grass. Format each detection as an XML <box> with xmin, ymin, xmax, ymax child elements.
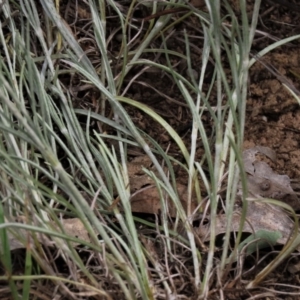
<box><xmin>0</xmin><ymin>0</ymin><xmax>299</xmax><ymax>299</ymax></box>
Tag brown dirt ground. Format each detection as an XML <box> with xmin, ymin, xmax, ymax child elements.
<box><xmin>103</xmin><ymin>1</ymin><xmax>300</xmax><ymax>179</ymax></box>
<box><xmin>64</xmin><ymin>2</ymin><xmax>300</xmax><ymax>174</ymax></box>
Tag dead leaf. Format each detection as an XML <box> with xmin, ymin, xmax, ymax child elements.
<box><xmin>53</xmin><ymin>218</ymin><xmax>92</xmax><ymax>244</ymax></box>
<box><xmin>195</xmin><ymin>201</ymin><xmax>299</xmax><ymax>250</ymax></box>
<box><xmin>128</xmin><ymin>155</ymin><xmax>199</xmax><ymax>216</ymax></box>
<box><xmin>130</xmin><ymin>183</ymin><xmax>198</xmax><ymax>217</ymax></box>
<box><xmin>1</xmin><ymin>218</ymin><xmax>92</xmax><ymax>252</ymax></box>
<box><xmin>240</xmin><ymin>146</ymin><xmax>299</xmax><ymax>209</ymax></box>
<box><xmin>196</xmin><ymin>146</ymin><xmax>300</xmax><ymax>254</ymax></box>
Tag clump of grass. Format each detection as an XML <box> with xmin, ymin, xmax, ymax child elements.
<box><xmin>0</xmin><ymin>0</ymin><xmax>299</xmax><ymax>299</ymax></box>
